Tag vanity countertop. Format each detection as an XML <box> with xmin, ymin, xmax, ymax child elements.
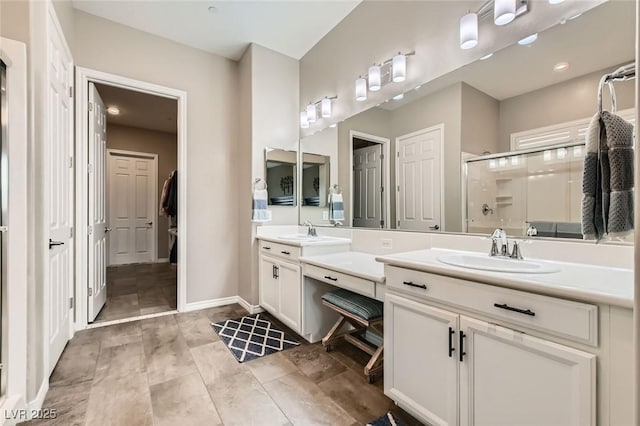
<box><xmin>257</xmin><ymin>235</ymin><xmax>352</xmax><ymax>247</ymax></box>
<box><xmin>300</xmin><ymin>251</ymin><xmax>385</xmax><ymax>283</ymax></box>
<box><xmin>376</xmin><ymin>249</ymin><xmax>633</xmax><ymax>308</ymax></box>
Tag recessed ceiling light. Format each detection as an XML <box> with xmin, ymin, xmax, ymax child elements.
<box><xmin>553</xmin><ymin>62</ymin><xmax>570</xmax><ymax>72</ymax></box>
<box><xmin>107</xmin><ymin>106</ymin><xmax>120</xmax><ymax>115</ymax></box>
<box><xmin>393</xmin><ymin>93</ymin><xmax>405</xmax><ymax>101</ymax></box>
<box><xmin>208</xmin><ymin>6</ymin><xmax>218</xmax><ymax>14</ymax></box>
<box><xmin>414</xmin><ymin>85</ymin><xmax>422</xmax><ymax>90</ymax></box>
<box><xmin>518</xmin><ymin>33</ymin><xmax>538</xmax><ymax>46</ymax></box>
<box><xmin>480</xmin><ymin>53</ymin><xmax>494</xmax><ymax>60</ymax></box>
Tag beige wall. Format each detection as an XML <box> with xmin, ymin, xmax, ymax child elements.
<box><xmin>105</xmin><ymin>124</ymin><xmax>177</xmax><ymax>259</ymax></box>
<box><xmin>238</xmin><ymin>44</ymin><xmax>300</xmax><ymax>305</ymax></box>
<box><xmin>0</xmin><ymin>0</ymin><xmax>30</xmax><ymax>43</ymax></box>
<box><xmin>498</xmin><ymin>64</ymin><xmax>635</xmax><ymax>151</ymax></box>
<box><xmin>461</xmin><ymin>83</ymin><xmax>500</xmax><ymax>155</ymax></box>
<box><xmin>73</xmin><ymin>9</ymin><xmax>239</xmax><ymax>304</ymax></box>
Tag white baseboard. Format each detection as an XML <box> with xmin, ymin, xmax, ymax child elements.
<box><xmin>1</xmin><ymin>395</ymin><xmax>26</xmax><ymax>426</ymax></box>
<box><xmin>236</xmin><ymin>296</ymin><xmax>264</xmax><ymax>314</ymax></box>
<box><xmin>182</xmin><ymin>296</ymin><xmax>239</xmax><ymax>312</ymax></box>
<box><xmin>156</xmin><ymin>258</ymin><xmax>169</xmax><ymax>263</ymax></box>
<box><xmin>26</xmin><ymin>380</ymin><xmax>48</xmax><ymax>417</ymax></box>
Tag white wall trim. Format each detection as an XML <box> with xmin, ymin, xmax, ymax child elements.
<box><xmin>26</xmin><ymin>380</ymin><xmax>48</xmax><ymax>417</ymax></box>
<box><xmin>182</xmin><ymin>297</ymin><xmax>239</xmax><ymax>313</ymax></box>
<box><xmin>106</xmin><ymin>149</ymin><xmax>159</xmax><ymax>264</ymax></box>
<box><xmin>0</xmin><ymin>36</ymin><xmax>28</xmax><ymax>419</ymax></box>
<box><xmin>75</xmin><ymin>67</ymin><xmax>188</xmax><ymax>331</ymax></box>
<box><xmin>395</xmin><ymin>124</ymin><xmax>446</xmax><ymax>232</ymax></box>
<box><xmin>237</xmin><ymin>296</ymin><xmax>264</xmax><ymax>314</ymax></box>
<box><xmin>349</xmin><ymin>130</ymin><xmax>391</xmax><ymax>229</ymax></box>
<box><xmin>157</xmin><ymin>258</ymin><xmax>169</xmax><ymax>264</ymax></box>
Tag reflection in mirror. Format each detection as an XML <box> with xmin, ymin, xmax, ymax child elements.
<box><xmin>265</xmin><ymin>148</ymin><xmax>297</xmax><ymax>206</ymax></box>
<box><xmin>299</xmin><ymin>0</ymin><xmax>635</xmax><ymax>244</ymax></box>
<box><xmin>302</xmin><ymin>153</ymin><xmax>330</xmax><ymax>207</ymax></box>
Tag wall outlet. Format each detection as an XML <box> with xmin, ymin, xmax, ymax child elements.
<box><xmin>322</xmin><ymin>211</ymin><xmax>329</xmax><ymax>220</ymax></box>
<box><xmin>381</xmin><ymin>238</ymin><xmax>393</xmax><ymax>249</ymax></box>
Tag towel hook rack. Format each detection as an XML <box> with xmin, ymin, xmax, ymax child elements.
<box><xmin>598</xmin><ymin>62</ymin><xmax>636</xmax><ymax>114</ymax></box>
<box><xmin>253</xmin><ymin>177</ymin><xmax>268</xmax><ymax>190</ymax></box>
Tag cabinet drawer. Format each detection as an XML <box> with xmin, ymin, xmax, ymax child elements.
<box><xmin>259</xmin><ymin>240</ymin><xmax>300</xmax><ymax>261</ymax></box>
<box><xmin>386</xmin><ymin>266</ymin><xmax>598</xmax><ymax>346</ymax></box>
<box><xmin>304</xmin><ymin>264</ymin><xmax>376</xmax><ymax>298</ymax></box>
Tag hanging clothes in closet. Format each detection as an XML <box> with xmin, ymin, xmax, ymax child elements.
<box><xmin>160</xmin><ymin>170</ymin><xmax>178</xmax><ymax>263</ymax></box>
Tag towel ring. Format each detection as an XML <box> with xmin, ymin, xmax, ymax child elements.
<box><xmin>253</xmin><ymin>177</ymin><xmax>268</xmax><ymax>190</ymax></box>
<box><xmin>597</xmin><ymin>75</ymin><xmax>617</xmax><ymax>114</ymax></box>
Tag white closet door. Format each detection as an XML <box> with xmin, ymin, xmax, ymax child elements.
<box><xmin>87</xmin><ymin>83</ymin><xmax>107</xmax><ymax>322</ymax></box>
<box><xmin>459</xmin><ymin>315</ymin><xmax>596</xmax><ymax>426</ymax></box>
<box><xmin>107</xmin><ymin>152</ymin><xmax>156</xmax><ymax>266</ymax></box>
<box><xmin>47</xmin><ymin>8</ymin><xmax>74</xmax><ymax>372</ymax></box>
<box><xmin>353</xmin><ymin>144</ymin><xmax>383</xmax><ymax>228</ymax></box>
<box><xmin>397</xmin><ymin>127</ymin><xmax>442</xmax><ymax>231</ymax></box>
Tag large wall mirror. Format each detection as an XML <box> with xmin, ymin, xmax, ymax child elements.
<box><xmin>265</xmin><ymin>148</ymin><xmax>297</xmax><ymax>206</ymax></box>
<box><xmin>299</xmin><ymin>0</ymin><xmax>635</xmax><ymax>243</ymax></box>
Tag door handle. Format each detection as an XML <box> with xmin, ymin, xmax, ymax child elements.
<box><xmin>146</xmin><ymin>221</ymin><xmax>153</xmax><ymax>226</ymax></box>
<box><xmin>429</xmin><ymin>225</ymin><xmax>440</xmax><ymax>230</ymax></box>
<box><xmin>49</xmin><ymin>239</ymin><xmax>64</xmax><ymax>249</ymax></box>
<box><xmin>105</xmin><ymin>227</ymin><xmax>112</xmax><ymax>233</ymax></box>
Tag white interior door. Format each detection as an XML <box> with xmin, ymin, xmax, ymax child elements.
<box><xmin>48</xmin><ymin>11</ymin><xmax>74</xmax><ymax>373</ymax></box>
<box><xmin>397</xmin><ymin>126</ymin><xmax>442</xmax><ymax>231</ymax></box>
<box><xmin>353</xmin><ymin>144</ymin><xmax>383</xmax><ymax>228</ymax></box>
<box><xmin>87</xmin><ymin>83</ymin><xmax>107</xmax><ymax>322</ymax></box>
<box><xmin>107</xmin><ymin>151</ymin><xmax>156</xmax><ymax>266</ymax></box>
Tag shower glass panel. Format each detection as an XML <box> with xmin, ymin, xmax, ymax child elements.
<box><xmin>0</xmin><ymin>59</ymin><xmax>7</xmax><ymax>397</ymax></box>
<box><xmin>465</xmin><ymin>144</ymin><xmax>585</xmax><ymax>239</ymax></box>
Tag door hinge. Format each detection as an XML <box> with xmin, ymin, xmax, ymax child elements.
<box><xmin>87</xmin><ymin>225</ymin><xmax>92</xmax><ymax>235</ymax></box>
<box><xmin>0</xmin><ymin>226</ymin><xmax>7</xmax><ymax>233</ymax></box>
<box><xmin>397</xmin><ymin>220</ymin><xmax>400</xmax><ymax>227</ymax></box>
<box><xmin>69</xmin><ymin>297</ymin><xmax>74</xmax><ymax>309</ymax></box>
<box><xmin>69</xmin><ymin>156</ymin><xmax>73</xmax><ymax>168</ymax></box>
<box><xmin>87</xmin><ymin>164</ymin><xmax>93</xmax><ymax>174</ymax></box>
<box><xmin>69</xmin><ymin>228</ymin><xmax>73</xmax><ymax>238</ymax></box>
<box><xmin>397</xmin><ymin>152</ymin><xmax>400</xmax><ymax>157</ymax></box>
<box><xmin>397</xmin><ymin>185</ymin><xmax>400</xmax><ymax>192</ymax></box>
<box><xmin>380</xmin><ymin>154</ymin><xmax>384</xmax><ymax>160</ymax></box>
<box><xmin>89</xmin><ymin>102</ymin><xmax>93</xmax><ymax>112</ymax></box>
<box><xmin>380</xmin><ymin>220</ymin><xmax>384</xmax><ymax>227</ymax></box>
<box><xmin>88</xmin><ymin>288</ymin><xmax>93</xmax><ymax>296</ymax></box>
<box><xmin>380</xmin><ymin>186</ymin><xmax>384</xmax><ymax>193</ymax></box>
<box><xmin>69</xmin><ymin>86</ymin><xmax>73</xmax><ymax>98</ymax></box>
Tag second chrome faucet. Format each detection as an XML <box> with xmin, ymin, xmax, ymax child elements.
<box><xmin>489</xmin><ymin>228</ymin><xmax>523</xmax><ymax>260</ymax></box>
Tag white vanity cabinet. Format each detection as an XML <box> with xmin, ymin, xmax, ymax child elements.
<box><xmin>384</xmin><ymin>266</ymin><xmax>598</xmax><ymax>426</ymax></box>
<box><xmin>257</xmin><ymin>237</ymin><xmax>350</xmax><ymax>335</ymax></box>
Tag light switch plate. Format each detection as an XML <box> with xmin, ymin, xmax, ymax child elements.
<box><xmin>381</xmin><ymin>238</ymin><xmax>392</xmax><ymax>249</ymax></box>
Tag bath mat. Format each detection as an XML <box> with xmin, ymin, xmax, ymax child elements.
<box><xmin>211</xmin><ymin>313</ymin><xmax>300</xmax><ymax>363</ymax></box>
<box><xmin>367</xmin><ymin>412</ymin><xmax>407</xmax><ymax>426</ymax></box>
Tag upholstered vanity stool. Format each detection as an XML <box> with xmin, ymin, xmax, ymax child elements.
<box><xmin>321</xmin><ymin>289</ymin><xmax>384</xmax><ymax>383</ymax></box>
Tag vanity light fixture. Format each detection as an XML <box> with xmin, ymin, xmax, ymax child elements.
<box><xmin>548</xmin><ymin>0</ymin><xmax>564</xmax><ymax>4</ymax></box>
<box><xmin>460</xmin><ymin>12</ymin><xmax>479</xmax><ymax>49</ymax></box>
<box><xmin>300</xmin><ymin>111</ymin><xmax>309</xmax><ymax>129</ymax></box>
<box><xmin>518</xmin><ymin>33</ymin><xmax>538</xmax><ymax>45</ymax></box>
<box><xmin>355</xmin><ymin>76</ymin><xmax>367</xmax><ymax>101</ymax></box>
<box><xmin>368</xmin><ymin>64</ymin><xmax>382</xmax><ymax>91</ymax></box>
<box><xmin>306</xmin><ymin>103</ymin><xmax>317</xmax><ymax>123</ymax></box>
<box><xmin>107</xmin><ymin>106</ymin><xmax>120</xmax><ymax>115</ymax></box>
<box><xmin>321</xmin><ymin>97</ymin><xmax>332</xmax><ymax>118</ymax></box>
<box><xmin>392</xmin><ymin>53</ymin><xmax>406</xmax><ymax>82</ymax></box>
<box><xmin>459</xmin><ymin>0</ymin><xmax>529</xmax><ymax>50</ymax></box>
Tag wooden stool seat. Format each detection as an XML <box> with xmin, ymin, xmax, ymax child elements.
<box><xmin>321</xmin><ymin>289</ymin><xmax>384</xmax><ymax>383</ymax></box>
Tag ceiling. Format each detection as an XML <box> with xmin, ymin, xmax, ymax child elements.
<box><xmin>72</xmin><ymin>0</ymin><xmax>361</xmax><ymax>61</ymax></box>
<box><xmin>95</xmin><ymin>83</ymin><xmax>178</xmax><ymax>133</ymax></box>
<box><xmin>380</xmin><ymin>0</ymin><xmax>634</xmax><ymax>110</ymax></box>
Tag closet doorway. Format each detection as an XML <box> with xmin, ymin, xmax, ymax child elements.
<box><xmin>76</xmin><ymin>69</ymin><xmax>187</xmax><ymax>327</ymax></box>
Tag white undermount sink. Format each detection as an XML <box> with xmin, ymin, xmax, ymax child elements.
<box><xmin>437</xmin><ymin>253</ymin><xmax>560</xmax><ymax>274</ymax></box>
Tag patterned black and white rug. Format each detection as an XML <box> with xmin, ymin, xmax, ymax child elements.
<box><xmin>211</xmin><ymin>313</ymin><xmax>300</xmax><ymax>363</ymax></box>
<box><xmin>367</xmin><ymin>412</ymin><xmax>407</xmax><ymax>426</ymax></box>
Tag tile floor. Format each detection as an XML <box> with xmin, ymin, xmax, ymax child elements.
<box><xmin>94</xmin><ymin>263</ymin><xmax>177</xmax><ymax>323</ymax></box>
<box><xmin>22</xmin><ymin>304</ymin><xmax>422</xmax><ymax>426</ymax></box>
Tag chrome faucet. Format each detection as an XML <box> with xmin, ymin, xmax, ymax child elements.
<box><xmin>489</xmin><ymin>228</ymin><xmax>508</xmax><ymax>257</ymax></box>
<box><xmin>304</xmin><ymin>220</ymin><xmax>317</xmax><ymax>237</ymax></box>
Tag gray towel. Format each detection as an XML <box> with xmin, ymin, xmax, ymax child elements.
<box><xmin>581</xmin><ymin>111</ymin><xmax>634</xmax><ymax>240</ymax></box>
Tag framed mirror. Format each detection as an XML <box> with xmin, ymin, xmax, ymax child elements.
<box><xmin>265</xmin><ymin>148</ymin><xmax>297</xmax><ymax>206</ymax></box>
<box><xmin>299</xmin><ymin>0</ymin><xmax>635</xmax><ymax>244</ymax></box>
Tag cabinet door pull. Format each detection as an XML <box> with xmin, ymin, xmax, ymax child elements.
<box><xmin>402</xmin><ymin>281</ymin><xmax>427</xmax><ymax>290</ymax></box>
<box><xmin>272</xmin><ymin>265</ymin><xmax>276</xmax><ymax>279</ymax></box>
<box><xmin>459</xmin><ymin>330</ymin><xmax>466</xmax><ymax>362</ymax></box>
<box><xmin>281</xmin><ymin>251</ymin><xmax>291</xmax><ymax>255</ymax></box>
<box><xmin>493</xmin><ymin>303</ymin><xmax>535</xmax><ymax>317</ymax></box>
<box><xmin>448</xmin><ymin>327</ymin><xmax>455</xmax><ymax>358</ymax></box>
<box><xmin>275</xmin><ymin>266</ymin><xmax>279</xmax><ymax>279</ymax></box>
<box><xmin>263</xmin><ymin>246</ymin><xmax>271</xmax><ymax>250</ymax></box>
<box><xmin>324</xmin><ymin>275</ymin><xmax>338</xmax><ymax>282</ymax></box>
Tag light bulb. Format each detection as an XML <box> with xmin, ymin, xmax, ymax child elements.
<box><xmin>392</xmin><ymin>54</ymin><xmax>406</xmax><ymax>83</ymax></box>
<box><xmin>321</xmin><ymin>98</ymin><xmax>331</xmax><ymax>118</ymax></box>
<box><xmin>300</xmin><ymin>111</ymin><xmax>309</xmax><ymax>129</ymax></box>
<box><xmin>355</xmin><ymin>77</ymin><xmax>367</xmax><ymax>101</ymax></box>
<box><xmin>306</xmin><ymin>103</ymin><xmax>317</xmax><ymax>123</ymax></box>
<box><xmin>368</xmin><ymin>64</ymin><xmax>381</xmax><ymax>91</ymax></box>
<box><xmin>518</xmin><ymin>33</ymin><xmax>538</xmax><ymax>45</ymax></box>
<box><xmin>460</xmin><ymin>12</ymin><xmax>478</xmax><ymax>50</ymax></box>
<box><xmin>494</xmin><ymin>0</ymin><xmax>516</xmax><ymax>26</ymax></box>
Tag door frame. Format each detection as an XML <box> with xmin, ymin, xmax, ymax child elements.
<box><xmin>395</xmin><ymin>124</ymin><xmax>446</xmax><ymax>231</ymax></box>
<box><xmin>106</xmin><ymin>149</ymin><xmax>159</xmax><ymax>265</ymax></box>
<box><xmin>349</xmin><ymin>130</ymin><xmax>391</xmax><ymax>229</ymax></box>
<box><xmin>75</xmin><ymin>67</ymin><xmax>188</xmax><ymax>330</ymax></box>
